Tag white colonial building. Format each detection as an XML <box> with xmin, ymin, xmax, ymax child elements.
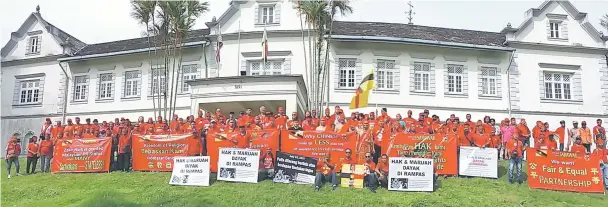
<box><xmin>2</xmin><ymin>0</ymin><xmax>607</xmax><ymax>153</ymax></box>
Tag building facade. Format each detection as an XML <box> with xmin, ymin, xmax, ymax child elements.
<box><xmin>2</xmin><ymin>0</ymin><xmax>607</xmax><ymax>153</ymax></box>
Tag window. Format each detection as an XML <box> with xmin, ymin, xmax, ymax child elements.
<box><xmin>181</xmin><ymin>64</ymin><xmax>199</xmax><ymax>92</ymax></box>
<box><xmin>124</xmin><ymin>71</ymin><xmax>141</xmax><ymax>97</ymax></box>
<box><xmin>249</xmin><ymin>60</ymin><xmax>282</xmax><ymax>76</ymax></box>
<box><xmin>481</xmin><ymin>67</ymin><xmax>498</xmax><ymax>96</ymax></box>
<box><xmin>259</xmin><ymin>6</ymin><xmax>274</xmax><ymax>24</ymax></box>
<box><xmin>446</xmin><ymin>64</ymin><xmax>464</xmax><ymax>94</ymax></box>
<box><xmin>413</xmin><ymin>62</ymin><xmax>431</xmax><ymax>92</ymax></box>
<box><xmin>150</xmin><ymin>68</ymin><xmax>166</xmax><ymax>96</ymax></box>
<box><xmin>19</xmin><ymin>80</ymin><xmax>41</xmax><ymax>104</ymax></box>
<box><xmin>27</xmin><ymin>36</ymin><xmax>41</xmax><ymax>54</ymax></box>
<box><xmin>338</xmin><ymin>59</ymin><xmax>356</xmax><ymax>89</ymax></box>
<box><xmin>376</xmin><ymin>60</ymin><xmax>395</xmax><ymax>90</ymax></box>
<box><xmin>73</xmin><ymin>75</ymin><xmax>88</xmax><ymax>101</ymax></box>
<box><xmin>544</xmin><ymin>72</ymin><xmax>571</xmax><ymax>100</ymax></box>
<box><xmin>98</xmin><ymin>73</ymin><xmax>113</xmax><ymax>99</ymax></box>
<box><xmin>550</xmin><ymin>22</ymin><xmax>560</xmax><ymax>38</ymax></box>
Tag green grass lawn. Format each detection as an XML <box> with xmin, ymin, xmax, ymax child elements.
<box><xmin>1</xmin><ymin>159</ymin><xmax>605</xmax><ymax>207</ymax></box>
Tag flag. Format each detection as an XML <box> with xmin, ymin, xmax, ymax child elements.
<box><xmin>349</xmin><ymin>70</ymin><xmax>375</xmax><ymax>109</ymax></box>
<box><xmin>262</xmin><ymin>26</ymin><xmax>268</xmax><ymax>63</ymax></box>
<box><xmin>215</xmin><ymin>25</ymin><xmax>223</xmax><ymax>63</ymax></box>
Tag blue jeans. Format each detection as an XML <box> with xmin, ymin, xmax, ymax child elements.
<box><xmin>365</xmin><ymin>173</ymin><xmax>378</xmax><ymax>190</ymax></box>
<box><xmin>508</xmin><ymin>157</ymin><xmax>523</xmax><ymax>183</ymax></box>
<box><xmin>601</xmin><ymin>164</ymin><xmax>608</xmax><ymax>189</ymax></box>
<box><xmin>315</xmin><ymin>172</ymin><xmax>338</xmax><ymax>188</ymax></box>
<box><xmin>6</xmin><ymin>157</ymin><xmax>20</xmax><ymax>174</ymax></box>
<box><xmin>40</xmin><ymin>155</ymin><xmax>52</xmax><ymax>172</ymax></box>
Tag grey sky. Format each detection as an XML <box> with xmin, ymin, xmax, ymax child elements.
<box><xmin>1</xmin><ymin>0</ymin><xmax>607</xmax><ymax>45</ymax></box>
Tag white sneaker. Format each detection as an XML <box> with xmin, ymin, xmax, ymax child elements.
<box><xmin>16</xmin><ymin>173</ymin><xmax>21</xmax><ymax>176</ymax></box>
<box><xmin>7</xmin><ymin>174</ymin><xmax>11</xmax><ymax>179</ymax></box>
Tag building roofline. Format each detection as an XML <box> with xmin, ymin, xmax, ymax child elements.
<box><xmin>58</xmin><ymin>41</ymin><xmax>208</xmax><ymax>62</ymax></box>
<box><xmin>330</xmin><ymin>35</ymin><xmax>514</xmax><ymax>52</ymax></box>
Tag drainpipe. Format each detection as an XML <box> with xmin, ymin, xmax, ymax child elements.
<box><xmin>506</xmin><ymin>50</ymin><xmax>515</xmax><ymax>118</ymax></box>
<box><xmin>58</xmin><ymin>62</ymin><xmax>69</xmax><ymax>123</ymax></box>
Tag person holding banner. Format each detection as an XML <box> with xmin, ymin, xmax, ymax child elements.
<box><xmin>314</xmin><ymin>153</ymin><xmax>338</xmax><ymax>192</ymax></box>
<box><xmin>506</xmin><ymin>134</ymin><xmax>524</xmax><ymax>184</ymax></box>
<box><xmin>362</xmin><ymin>152</ymin><xmax>379</xmax><ymax>193</ymax></box>
<box><xmin>258</xmin><ymin>148</ymin><xmax>275</xmax><ymax>181</ymax></box>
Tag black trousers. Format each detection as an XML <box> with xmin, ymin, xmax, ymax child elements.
<box><xmin>26</xmin><ymin>156</ymin><xmax>38</xmax><ymax>174</ymax></box>
<box><xmin>110</xmin><ymin>146</ymin><xmax>118</xmax><ymax>171</ymax></box>
<box><xmin>118</xmin><ymin>147</ymin><xmax>131</xmax><ymax>172</ymax></box>
<box><xmin>373</xmin><ymin>144</ymin><xmax>381</xmax><ymax>164</ymax></box>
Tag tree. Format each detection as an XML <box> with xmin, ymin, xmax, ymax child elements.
<box><xmin>601</xmin><ymin>14</ymin><xmax>608</xmax><ymax>33</ymax></box>
<box><xmin>131</xmin><ymin>0</ymin><xmax>209</xmax><ymax>121</ymax></box>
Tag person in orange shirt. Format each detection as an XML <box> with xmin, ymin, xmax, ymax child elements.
<box><xmin>516</xmin><ymin>119</ymin><xmax>531</xmax><ymax>147</ymax></box>
<box><xmin>555</xmin><ymin>120</ymin><xmax>566</xmax><ymax>151</ymax></box>
<box><xmin>51</xmin><ymin>120</ymin><xmax>64</xmax><ymax>141</ymax></box>
<box><xmin>430</xmin><ymin>115</ymin><xmax>442</xmax><ymax>134</ymax></box>
<box><xmin>472</xmin><ymin>125</ymin><xmax>488</xmax><ymax>148</ymax></box>
<box><xmin>414</xmin><ymin>117</ymin><xmax>431</xmax><ymax>134</ymax></box>
<box><xmin>73</xmin><ymin>117</ymin><xmax>84</xmax><ymax>136</ymax></box>
<box><xmin>38</xmin><ymin>135</ymin><xmax>53</xmax><ymax>173</ymax></box>
<box><xmin>347</xmin><ymin>112</ymin><xmax>359</xmax><ymax>128</ymax></box>
<box><xmin>26</xmin><ymin>136</ymin><xmax>40</xmax><ymax>174</ymax></box>
<box><xmin>375</xmin><ymin>154</ymin><xmax>389</xmax><ymax>188</ymax></box>
<box><xmin>532</xmin><ymin>121</ymin><xmax>543</xmax><ymax>144</ymax></box>
<box><xmin>537</xmin><ymin>134</ymin><xmax>558</xmax><ymax>150</ymax></box>
<box><xmin>302</xmin><ymin>116</ymin><xmax>317</xmax><ymax>131</ymax></box>
<box><xmin>422</xmin><ymin>109</ymin><xmax>432</xmax><ymax>126</ymax></box>
<box><xmin>591</xmin><ymin>142</ymin><xmax>608</xmax><ymax>190</ymax></box>
<box><xmin>459</xmin><ymin>125</ymin><xmax>474</xmax><ymax>147</ymax></box>
<box><xmin>314</xmin><ymin>153</ymin><xmax>338</xmax><ymax>191</ymax></box>
<box><xmin>117</xmin><ymin>128</ymin><xmax>131</xmax><ymax>172</ymax></box>
<box><xmin>63</xmin><ymin>118</ymin><xmax>75</xmax><ymax>138</ymax></box>
<box><xmin>316</xmin><ymin>117</ymin><xmax>331</xmax><ymax>131</ymax></box>
<box><xmin>570</xmin><ymin>137</ymin><xmax>587</xmax><ymax>154</ymax></box>
<box><xmin>335</xmin><ymin>148</ymin><xmax>357</xmax><ymax>172</ymax></box>
<box><xmin>82</xmin><ymin>128</ymin><xmax>96</xmax><ymax>138</ymax></box>
<box><xmin>402</xmin><ymin>110</ymin><xmax>417</xmax><ymax>130</ymax></box>
<box><xmin>506</xmin><ymin>134</ymin><xmax>524</xmax><ymax>184</ymax></box>
<box><xmin>579</xmin><ymin>121</ymin><xmax>593</xmax><ymax>153</ymax></box>
<box><xmin>489</xmin><ymin>127</ymin><xmax>502</xmax><ymax>160</ymax></box>
<box><xmin>362</xmin><ymin>152</ymin><xmax>378</xmax><ymax>193</ymax></box>
<box><xmin>464</xmin><ymin>114</ymin><xmax>475</xmax><ymax>129</ymax></box>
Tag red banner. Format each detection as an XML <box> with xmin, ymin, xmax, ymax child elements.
<box><xmin>527</xmin><ymin>148</ymin><xmax>605</xmax><ymax>194</ymax></box>
<box><xmin>207</xmin><ymin>129</ymin><xmax>280</xmax><ymax>172</ymax></box>
<box><xmin>247</xmin><ymin>130</ymin><xmax>280</xmax><ymax>154</ymax></box>
<box><xmin>280</xmin><ymin>130</ymin><xmax>357</xmax><ymax>161</ymax></box>
<box><xmin>382</xmin><ymin>133</ymin><xmax>458</xmax><ymax>175</ymax></box>
<box><xmin>51</xmin><ymin>137</ymin><xmax>111</xmax><ymax>173</ymax></box>
<box><xmin>131</xmin><ymin>134</ymin><xmax>194</xmax><ymax>171</ymax></box>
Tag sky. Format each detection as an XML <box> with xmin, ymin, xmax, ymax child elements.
<box><xmin>1</xmin><ymin>0</ymin><xmax>607</xmax><ymax>45</ymax></box>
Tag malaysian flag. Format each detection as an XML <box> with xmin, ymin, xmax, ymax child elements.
<box><xmin>216</xmin><ymin>26</ymin><xmax>223</xmax><ymax>63</ymax></box>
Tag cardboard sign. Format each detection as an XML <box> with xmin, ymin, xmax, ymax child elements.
<box><xmin>131</xmin><ymin>134</ymin><xmax>194</xmax><ymax>171</ymax></box>
<box><xmin>388</xmin><ymin>157</ymin><xmax>435</xmax><ymax>192</ymax></box>
<box><xmin>281</xmin><ymin>130</ymin><xmax>357</xmax><ymax>161</ymax></box>
<box><xmin>527</xmin><ymin>148</ymin><xmax>605</xmax><ymax>194</ymax></box>
<box><xmin>458</xmin><ymin>147</ymin><xmax>498</xmax><ymax>178</ymax></box>
<box><xmin>340</xmin><ymin>164</ymin><xmax>365</xmax><ymax>189</ymax></box>
<box><xmin>382</xmin><ymin>133</ymin><xmax>458</xmax><ymax>175</ymax></box>
<box><xmin>217</xmin><ymin>148</ymin><xmax>261</xmax><ymax>183</ymax></box>
<box><xmin>51</xmin><ymin>137</ymin><xmax>111</xmax><ymax>173</ymax></box>
<box><xmin>169</xmin><ymin>156</ymin><xmax>210</xmax><ymax>186</ymax></box>
<box><xmin>273</xmin><ymin>152</ymin><xmax>317</xmax><ymax>185</ymax></box>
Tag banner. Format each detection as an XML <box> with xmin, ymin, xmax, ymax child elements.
<box><xmin>273</xmin><ymin>152</ymin><xmax>317</xmax><ymax>185</ymax></box>
<box><xmin>207</xmin><ymin>130</ymin><xmax>279</xmax><ymax>172</ymax></box>
<box><xmin>458</xmin><ymin>147</ymin><xmax>498</xmax><ymax>178</ymax></box>
<box><xmin>340</xmin><ymin>164</ymin><xmax>365</xmax><ymax>188</ymax></box>
<box><xmin>51</xmin><ymin>137</ymin><xmax>111</xmax><ymax>173</ymax></box>
<box><xmin>248</xmin><ymin>130</ymin><xmax>280</xmax><ymax>154</ymax></box>
<box><xmin>382</xmin><ymin>133</ymin><xmax>458</xmax><ymax>175</ymax></box>
<box><xmin>132</xmin><ymin>134</ymin><xmax>194</xmax><ymax>171</ymax></box>
<box><xmin>169</xmin><ymin>156</ymin><xmax>211</xmax><ymax>186</ymax></box>
<box><xmin>527</xmin><ymin>148</ymin><xmax>605</xmax><ymax>194</ymax></box>
<box><xmin>388</xmin><ymin>157</ymin><xmax>435</xmax><ymax>192</ymax></box>
<box><xmin>281</xmin><ymin>130</ymin><xmax>357</xmax><ymax>161</ymax></box>
<box><xmin>217</xmin><ymin>148</ymin><xmax>261</xmax><ymax>183</ymax></box>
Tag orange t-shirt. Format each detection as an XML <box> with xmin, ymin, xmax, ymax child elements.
<box><xmin>39</xmin><ymin>140</ymin><xmax>53</xmax><ymax>156</ymax></box>
<box><xmin>316</xmin><ymin>159</ymin><xmax>335</xmax><ymax>175</ymax></box>
<box><xmin>570</xmin><ymin>144</ymin><xmax>586</xmax><ymax>154</ymax></box>
<box><xmin>118</xmin><ymin>135</ymin><xmax>131</xmax><ymax>154</ymax></box>
<box><xmin>472</xmin><ymin>133</ymin><xmax>488</xmax><ymax>147</ymax></box>
<box><xmin>51</xmin><ymin>126</ymin><xmax>64</xmax><ymax>139</ymax></box>
<box><xmin>376</xmin><ymin>161</ymin><xmax>389</xmax><ymax>174</ymax></box>
<box><xmin>336</xmin><ymin>157</ymin><xmax>357</xmax><ymax>172</ymax></box>
<box><xmin>414</xmin><ymin>125</ymin><xmax>431</xmax><ymax>134</ymax></box>
<box><xmin>506</xmin><ymin>138</ymin><xmax>523</xmax><ymax>158</ymax></box>
<box><xmin>488</xmin><ymin>135</ymin><xmax>501</xmax><ymax>148</ymax></box>
<box><xmin>555</xmin><ymin>127</ymin><xmax>566</xmax><ymax>144</ymax></box>
<box><xmin>363</xmin><ymin>160</ymin><xmax>376</xmax><ymax>172</ymax></box>
<box><xmin>27</xmin><ymin>143</ymin><xmax>39</xmax><ymax>157</ymax></box>
<box><xmin>516</xmin><ymin>124</ymin><xmax>530</xmax><ymax>137</ymax></box>
<box><xmin>591</xmin><ymin>148</ymin><xmax>608</xmax><ymax>163</ymax></box>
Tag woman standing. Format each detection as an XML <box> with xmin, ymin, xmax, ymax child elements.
<box><xmin>5</xmin><ymin>136</ymin><xmax>22</xmax><ymax>178</ymax></box>
<box><xmin>26</xmin><ymin>136</ymin><xmax>40</xmax><ymax>174</ymax></box>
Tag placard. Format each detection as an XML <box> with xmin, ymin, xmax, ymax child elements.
<box><xmin>388</xmin><ymin>157</ymin><xmax>434</xmax><ymax>192</ymax></box>
<box><xmin>382</xmin><ymin>133</ymin><xmax>458</xmax><ymax>175</ymax></box>
<box><xmin>169</xmin><ymin>156</ymin><xmax>210</xmax><ymax>186</ymax></box>
<box><xmin>273</xmin><ymin>152</ymin><xmax>317</xmax><ymax>184</ymax></box>
<box><xmin>217</xmin><ymin>148</ymin><xmax>261</xmax><ymax>183</ymax></box>
<box><xmin>51</xmin><ymin>137</ymin><xmax>111</xmax><ymax>173</ymax></box>
<box><xmin>207</xmin><ymin>129</ymin><xmax>279</xmax><ymax>172</ymax></box>
<box><xmin>340</xmin><ymin>164</ymin><xmax>365</xmax><ymax>188</ymax></box>
<box><xmin>458</xmin><ymin>147</ymin><xmax>498</xmax><ymax>178</ymax></box>
<box><xmin>131</xmin><ymin>134</ymin><xmax>194</xmax><ymax>171</ymax></box>
<box><xmin>527</xmin><ymin>148</ymin><xmax>605</xmax><ymax>194</ymax></box>
<box><xmin>281</xmin><ymin>130</ymin><xmax>357</xmax><ymax>161</ymax></box>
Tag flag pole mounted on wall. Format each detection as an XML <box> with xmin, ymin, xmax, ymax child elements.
<box><xmin>262</xmin><ymin>23</ymin><xmax>268</xmax><ymax>73</ymax></box>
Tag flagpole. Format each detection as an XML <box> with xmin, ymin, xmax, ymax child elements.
<box><xmin>237</xmin><ymin>20</ymin><xmax>241</xmax><ymax>75</ymax></box>
<box><xmin>217</xmin><ymin>23</ymin><xmax>222</xmax><ymax>78</ymax></box>
<box><xmin>263</xmin><ymin>23</ymin><xmax>267</xmax><ymax>74</ymax></box>
<box><xmin>373</xmin><ymin>69</ymin><xmax>378</xmax><ymax>115</ymax></box>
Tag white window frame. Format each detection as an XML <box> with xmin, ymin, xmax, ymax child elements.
<box><xmin>446</xmin><ymin>64</ymin><xmax>464</xmax><ymax>94</ymax></box>
<box><xmin>248</xmin><ymin>60</ymin><xmax>282</xmax><ymax>76</ymax></box>
<box><xmin>27</xmin><ymin>36</ymin><xmax>41</xmax><ymax>54</ymax></box>
<box><xmin>338</xmin><ymin>58</ymin><xmax>356</xmax><ymax>89</ymax></box>
<box><xmin>98</xmin><ymin>73</ymin><xmax>113</xmax><ymax>99</ymax></box>
<box><xmin>413</xmin><ymin>62</ymin><xmax>431</xmax><ymax>92</ymax></box>
<box><xmin>18</xmin><ymin>79</ymin><xmax>42</xmax><ymax>104</ymax></box>
<box><xmin>181</xmin><ymin>64</ymin><xmax>199</xmax><ymax>92</ymax></box>
<box><xmin>259</xmin><ymin>6</ymin><xmax>274</xmax><ymax>25</ymax></box>
<box><xmin>549</xmin><ymin>22</ymin><xmax>560</xmax><ymax>39</ymax></box>
<box><xmin>480</xmin><ymin>67</ymin><xmax>498</xmax><ymax>96</ymax></box>
<box><xmin>73</xmin><ymin>75</ymin><xmax>88</xmax><ymax>102</ymax></box>
<box><xmin>124</xmin><ymin>70</ymin><xmax>141</xmax><ymax>98</ymax></box>
<box><xmin>544</xmin><ymin>72</ymin><xmax>572</xmax><ymax>100</ymax></box>
<box><xmin>150</xmin><ymin>67</ymin><xmax>167</xmax><ymax>96</ymax></box>
<box><xmin>376</xmin><ymin>59</ymin><xmax>395</xmax><ymax>90</ymax></box>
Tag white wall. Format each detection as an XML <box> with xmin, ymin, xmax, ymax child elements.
<box><xmin>3</xmin><ymin>20</ymin><xmax>64</xmax><ymax>61</ymax></box>
<box><xmin>1</xmin><ymin>61</ymin><xmax>62</xmax><ymax>116</ymax></box>
<box><xmin>219</xmin><ymin>0</ymin><xmax>305</xmax><ymax>35</ymax></box>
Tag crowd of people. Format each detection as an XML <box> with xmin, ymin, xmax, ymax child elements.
<box><xmin>4</xmin><ymin>105</ymin><xmax>608</xmax><ymax>192</ymax></box>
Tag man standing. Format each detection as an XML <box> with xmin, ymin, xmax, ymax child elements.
<box><xmin>555</xmin><ymin>121</ymin><xmax>566</xmax><ymax>151</ymax></box>
<box><xmin>258</xmin><ymin>148</ymin><xmax>275</xmax><ymax>181</ymax></box>
<box><xmin>500</xmin><ymin>119</ymin><xmax>515</xmax><ymax>160</ymax></box>
<box><xmin>117</xmin><ymin>128</ymin><xmax>131</xmax><ymax>172</ymax></box>
<box><xmin>579</xmin><ymin>121</ymin><xmax>593</xmax><ymax>153</ymax></box>
<box><xmin>506</xmin><ymin>134</ymin><xmax>523</xmax><ymax>184</ymax></box>
<box><xmin>314</xmin><ymin>153</ymin><xmax>338</xmax><ymax>191</ymax></box>
<box><xmin>593</xmin><ymin>119</ymin><xmax>606</xmax><ymax>149</ymax></box>
<box><xmin>568</xmin><ymin>121</ymin><xmax>580</xmax><ymax>151</ymax></box>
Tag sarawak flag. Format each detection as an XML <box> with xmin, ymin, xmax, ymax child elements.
<box><xmin>349</xmin><ymin>70</ymin><xmax>375</xmax><ymax>109</ymax></box>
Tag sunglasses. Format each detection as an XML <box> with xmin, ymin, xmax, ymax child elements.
<box><xmin>345</xmin><ymin>151</ymin><xmax>352</xmax><ymax>154</ymax></box>
<box><xmin>365</xmin><ymin>156</ymin><xmax>371</xmax><ymax>158</ymax></box>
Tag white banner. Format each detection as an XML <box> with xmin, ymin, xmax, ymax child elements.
<box><xmin>458</xmin><ymin>147</ymin><xmax>498</xmax><ymax>178</ymax></box>
<box><xmin>217</xmin><ymin>148</ymin><xmax>260</xmax><ymax>183</ymax></box>
<box><xmin>388</xmin><ymin>157</ymin><xmax>434</xmax><ymax>192</ymax></box>
<box><xmin>169</xmin><ymin>156</ymin><xmax>210</xmax><ymax>186</ymax></box>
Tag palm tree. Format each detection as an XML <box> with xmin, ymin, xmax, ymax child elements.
<box><xmin>131</xmin><ymin>0</ymin><xmax>157</xmax><ymax>119</ymax></box>
<box><xmin>601</xmin><ymin>14</ymin><xmax>608</xmax><ymax>33</ymax></box>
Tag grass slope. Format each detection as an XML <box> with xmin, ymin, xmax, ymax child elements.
<box><xmin>1</xmin><ymin>160</ymin><xmax>605</xmax><ymax>207</ymax></box>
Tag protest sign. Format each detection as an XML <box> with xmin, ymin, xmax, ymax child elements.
<box><xmin>527</xmin><ymin>148</ymin><xmax>605</xmax><ymax>194</ymax></box>
<box><xmin>388</xmin><ymin>157</ymin><xmax>435</xmax><ymax>192</ymax></box>
<box><xmin>169</xmin><ymin>156</ymin><xmax>211</xmax><ymax>186</ymax></box>
<box><xmin>340</xmin><ymin>164</ymin><xmax>365</xmax><ymax>188</ymax></box>
<box><xmin>273</xmin><ymin>152</ymin><xmax>317</xmax><ymax>185</ymax></box>
<box><xmin>132</xmin><ymin>134</ymin><xmax>194</xmax><ymax>171</ymax></box>
<box><xmin>382</xmin><ymin>133</ymin><xmax>457</xmax><ymax>175</ymax></box>
<box><xmin>51</xmin><ymin>137</ymin><xmax>111</xmax><ymax>173</ymax></box>
<box><xmin>217</xmin><ymin>148</ymin><xmax>261</xmax><ymax>183</ymax></box>
<box><xmin>281</xmin><ymin>130</ymin><xmax>357</xmax><ymax>161</ymax></box>
<box><xmin>206</xmin><ymin>130</ymin><xmax>279</xmax><ymax>172</ymax></box>
<box><xmin>458</xmin><ymin>147</ymin><xmax>498</xmax><ymax>178</ymax></box>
